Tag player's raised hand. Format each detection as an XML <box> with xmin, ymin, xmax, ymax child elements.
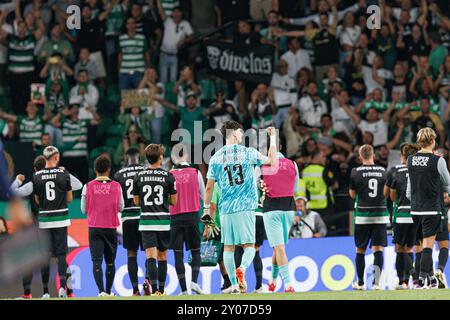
<box><xmin>266</xmin><ymin>127</ymin><xmax>276</xmax><ymax>136</ymax></box>
<box><xmin>16</xmin><ymin>174</ymin><xmax>25</xmax><ymax>182</ymax></box>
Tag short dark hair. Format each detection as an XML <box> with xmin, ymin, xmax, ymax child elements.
<box><xmin>430</xmin><ymin>31</ymin><xmax>442</xmax><ymax>44</ymax></box>
<box><xmin>34</xmin><ymin>156</ymin><xmax>46</xmax><ymax>171</ymax></box>
<box><xmin>220</xmin><ymin>120</ymin><xmax>243</xmax><ymax>139</ymax></box>
<box><xmin>145</xmin><ymin>144</ymin><xmax>165</xmax><ymax>164</ymax></box>
<box><xmin>94</xmin><ymin>155</ymin><xmax>111</xmax><ymax>174</ymax></box>
<box><xmin>78</xmin><ymin>69</ymin><xmax>88</xmax><ymax>76</ymax></box>
<box><xmin>126</xmin><ymin>147</ymin><xmax>140</xmax><ymax>158</ymax></box>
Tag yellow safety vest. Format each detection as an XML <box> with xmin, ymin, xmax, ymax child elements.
<box><xmin>297</xmin><ymin>164</ymin><xmax>333</xmax><ymax>210</ymax></box>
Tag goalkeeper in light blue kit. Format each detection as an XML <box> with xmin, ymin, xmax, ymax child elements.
<box><xmin>202</xmin><ymin>120</ymin><xmax>277</xmax><ymax>294</ymax></box>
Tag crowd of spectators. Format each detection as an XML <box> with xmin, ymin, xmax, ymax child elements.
<box><xmin>0</xmin><ymin>0</ymin><xmax>449</xmax><ymax>237</ymax></box>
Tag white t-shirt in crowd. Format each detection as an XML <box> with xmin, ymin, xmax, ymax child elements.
<box><xmin>362</xmin><ymin>65</ymin><xmax>393</xmax><ymax>96</ymax></box>
<box><xmin>297</xmin><ymin>95</ymin><xmax>327</xmax><ymax>128</ymax></box>
<box><xmin>270</xmin><ymin>72</ymin><xmax>297</xmax><ymax>107</ymax></box>
<box><xmin>358</xmin><ymin>119</ymin><xmax>388</xmax><ymax>147</ymax></box>
<box><xmin>281</xmin><ymin>49</ymin><xmax>312</xmax><ymax>79</ymax></box>
<box><xmin>337</xmin><ymin>25</ymin><xmax>361</xmax><ymax>48</ymax></box>
<box><xmin>160</xmin><ymin>18</ymin><xmax>193</xmax><ymax>55</ymax></box>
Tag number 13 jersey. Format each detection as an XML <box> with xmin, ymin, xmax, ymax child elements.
<box><xmin>134</xmin><ymin>168</ymin><xmax>177</xmax><ymax>231</ymax></box>
<box><xmin>207</xmin><ymin>144</ymin><xmax>268</xmax><ymax>215</ymax></box>
<box><xmin>349</xmin><ymin>164</ymin><xmax>389</xmax><ymax>224</ymax></box>
<box><xmin>32</xmin><ymin>167</ymin><xmax>72</xmax><ymax>229</ymax></box>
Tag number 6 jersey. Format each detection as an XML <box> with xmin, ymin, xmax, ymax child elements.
<box><xmin>134</xmin><ymin>168</ymin><xmax>177</xmax><ymax>232</ymax></box>
<box><xmin>349</xmin><ymin>165</ymin><xmax>389</xmax><ymax>224</ymax></box>
<box><xmin>32</xmin><ymin>167</ymin><xmax>72</xmax><ymax>229</ymax></box>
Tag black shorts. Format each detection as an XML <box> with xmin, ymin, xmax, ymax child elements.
<box><xmin>122</xmin><ymin>219</ymin><xmax>142</xmax><ymax>252</ymax></box>
<box><xmin>436</xmin><ymin>217</ymin><xmax>449</xmax><ymax>242</ymax></box>
<box><xmin>412</xmin><ymin>214</ymin><xmax>442</xmax><ymax>240</ymax></box>
<box><xmin>354</xmin><ymin>224</ymin><xmax>387</xmax><ymax>249</ymax></box>
<box><xmin>392</xmin><ymin>223</ymin><xmax>416</xmax><ymax>247</ymax></box>
<box><xmin>255</xmin><ymin>215</ymin><xmax>266</xmax><ymax>246</ymax></box>
<box><xmin>42</xmin><ymin>227</ymin><xmax>68</xmax><ymax>256</ymax></box>
<box><xmin>89</xmin><ymin>228</ymin><xmax>118</xmax><ymax>263</ymax></box>
<box><xmin>141</xmin><ymin>230</ymin><xmax>170</xmax><ymax>251</ymax></box>
<box><xmin>169</xmin><ymin>212</ymin><xmax>201</xmax><ymax>251</ymax></box>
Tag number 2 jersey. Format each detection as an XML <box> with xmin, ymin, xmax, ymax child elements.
<box><xmin>133</xmin><ymin>167</ymin><xmax>177</xmax><ymax>232</ymax></box>
<box><xmin>349</xmin><ymin>164</ymin><xmax>389</xmax><ymax>224</ymax></box>
<box><xmin>385</xmin><ymin>164</ymin><xmax>412</xmax><ymax>224</ymax></box>
<box><xmin>207</xmin><ymin>144</ymin><xmax>268</xmax><ymax>215</ymax></box>
<box><xmin>114</xmin><ymin>164</ymin><xmax>145</xmax><ymax>221</ymax></box>
<box><xmin>32</xmin><ymin>167</ymin><xmax>72</xmax><ymax>229</ymax></box>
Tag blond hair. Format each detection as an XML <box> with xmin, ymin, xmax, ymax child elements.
<box><xmin>359</xmin><ymin>144</ymin><xmax>374</xmax><ymax>160</ymax></box>
<box><xmin>416</xmin><ymin>127</ymin><xmax>436</xmax><ymax>148</ymax></box>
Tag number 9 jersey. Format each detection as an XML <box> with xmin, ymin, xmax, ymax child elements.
<box><xmin>32</xmin><ymin>167</ymin><xmax>72</xmax><ymax>229</ymax></box>
<box><xmin>349</xmin><ymin>165</ymin><xmax>389</xmax><ymax>224</ymax></box>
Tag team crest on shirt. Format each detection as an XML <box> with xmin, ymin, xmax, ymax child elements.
<box><xmin>412</xmin><ymin>156</ymin><xmax>429</xmax><ymax>167</ymax></box>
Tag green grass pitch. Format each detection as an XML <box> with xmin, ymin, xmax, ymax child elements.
<box><xmin>23</xmin><ymin>289</ymin><xmax>450</xmax><ymax>300</ymax></box>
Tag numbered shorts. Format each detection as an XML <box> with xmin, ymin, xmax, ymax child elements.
<box><xmin>392</xmin><ymin>222</ymin><xmax>416</xmax><ymax>248</ymax></box>
<box><xmin>255</xmin><ymin>215</ymin><xmax>267</xmax><ymax>246</ymax></box>
<box><xmin>122</xmin><ymin>219</ymin><xmax>142</xmax><ymax>252</ymax></box>
<box><xmin>263</xmin><ymin>210</ymin><xmax>295</xmax><ymax>247</ymax></box>
<box><xmin>354</xmin><ymin>224</ymin><xmax>387</xmax><ymax>249</ymax></box>
<box><xmin>141</xmin><ymin>230</ymin><xmax>171</xmax><ymax>251</ymax></box>
<box><xmin>220</xmin><ymin>211</ymin><xmax>255</xmax><ymax>246</ymax></box>
<box><xmin>412</xmin><ymin>214</ymin><xmax>442</xmax><ymax>240</ymax></box>
<box><xmin>41</xmin><ymin>226</ymin><xmax>68</xmax><ymax>256</ymax></box>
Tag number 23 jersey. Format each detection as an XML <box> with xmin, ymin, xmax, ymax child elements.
<box><xmin>134</xmin><ymin>168</ymin><xmax>177</xmax><ymax>231</ymax></box>
<box><xmin>349</xmin><ymin>165</ymin><xmax>389</xmax><ymax>224</ymax></box>
<box><xmin>207</xmin><ymin>144</ymin><xmax>268</xmax><ymax>215</ymax></box>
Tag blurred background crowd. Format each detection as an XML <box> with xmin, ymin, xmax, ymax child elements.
<box><xmin>0</xmin><ymin>0</ymin><xmax>449</xmax><ymax>237</ymax></box>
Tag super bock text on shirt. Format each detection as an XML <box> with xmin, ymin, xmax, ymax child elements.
<box><xmin>114</xmin><ymin>165</ymin><xmax>145</xmax><ymax>221</ymax></box>
<box><xmin>33</xmin><ymin>167</ymin><xmax>72</xmax><ymax>229</ymax></box>
<box><xmin>134</xmin><ymin>168</ymin><xmax>177</xmax><ymax>232</ymax></box>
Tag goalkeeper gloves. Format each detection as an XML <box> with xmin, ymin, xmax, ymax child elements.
<box><xmin>206</xmin><ymin>223</ymin><xmax>220</xmax><ymax>239</ymax></box>
<box><xmin>201</xmin><ymin>204</ymin><xmax>212</xmax><ymax>224</ymax></box>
